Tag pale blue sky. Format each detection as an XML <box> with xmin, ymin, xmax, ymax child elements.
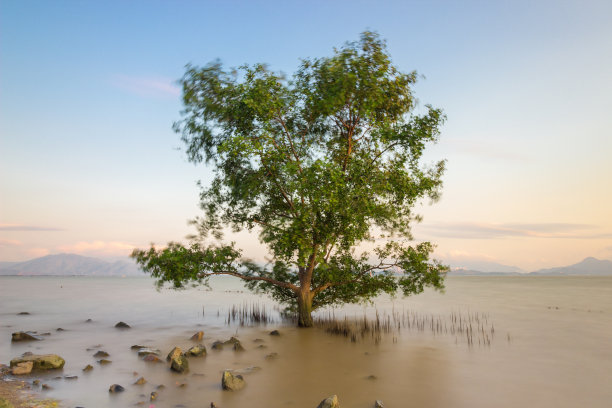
<box><xmin>1</xmin><ymin>0</ymin><xmax>611</xmax><ymax>270</ymax></box>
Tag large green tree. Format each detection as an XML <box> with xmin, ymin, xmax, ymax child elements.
<box><xmin>132</xmin><ymin>32</ymin><xmax>448</xmax><ymax>327</ymax></box>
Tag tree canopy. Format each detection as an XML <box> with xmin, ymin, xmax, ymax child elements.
<box><xmin>132</xmin><ymin>32</ymin><xmax>448</xmax><ymax>327</ymax></box>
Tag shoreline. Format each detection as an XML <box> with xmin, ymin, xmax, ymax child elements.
<box><xmin>0</xmin><ymin>368</ymin><xmax>60</xmax><ymax>408</ymax></box>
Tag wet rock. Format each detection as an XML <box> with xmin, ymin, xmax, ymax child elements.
<box><xmin>150</xmin><ymin>392</ymin><xmax>158</xmax><ymax>401</ymax></box>
<box><xmin>109</xmin><ymin>384</ymin><xmax>125</xmax><ymax>393</ymax></box>
<box><xmin>64</xmin><ymin>375</ymin><xmax>78</xmax><ymax>380</ymax></box>
<box><xmin>210</xmin><ymin>403</ymin><xmax>218</xmax><ymax>408</ymax></box>
<box><xmin>233</xmin><ymin>341</ymin><xmax>245</xmax><ymax>351</ymax></box>
<box><xmin>366</xmin><ymin>374</ymin><xmax>377</xmax><ymax>380</ymax></box>
<box><xmin>137</xmin><ymin>348</ymin><xmax>161</xmax><ymax>357</ymax></box>
<box><xmin>264</xmin><ymin>352</ymin><xmax>278</xmax><ymax>360</ymax></box>
<box><xmin>221</xmin><ymin>370</ymin><xmax>245</xmax><ymax>391</ymax></box>
<box><xmin>93</xmin><ymin>350</ymin><xmax>109</xmax><ymax>358</ymax></box>
<box><xmin>166</xmin><ymin>347</ymin><xmax>183</xmax><ymax>362</ymax></box>
<box><xmin>85</xmin><ymin>318</ymin><xmax>93</xmax><ymax>323</ymax></box>
<box><xmin>190</xmin><ymin>331</ymin><xmax>204</xmax><ymax>341</ymax></box>
<box><xmin>223</xmin><ymin>336</ymin><xmax>240</xmax><ymax>345</ymax></box>
<box><xmin>114</xmin><ymin>321</ymin><xmax>131</xmax><ymax>329</ymax></box>
<box><xmin>41</xmin><ymin>384</ymin><xmax>52</xmax><ymax>390</ymax></box>
<box><xmin>253</xmin><ymin>338</ymin><xmax>264</xmax><ymax>343</ymax></box>
<box><xmin>269</xmin><ymin>330</ymin><xmax>280</xmax><ymax>336</ymax></box>
<box><xmin>170</xmin><ymin>355</ymin><xmax>189</xmax><ymax>373</ymax></box>
<box><xmin>142</xmin><ymin>354</ymin><xmax>162</xmax><ymax>363</ymax></box>
<box><xmin>56</xmin><ymin>327</ymin><xmax>65</xmax><ymax>332</ymax></box>
<box><xmin>374</xmin><ymin>400</ymin><xmax>384</xmax><ymax>408</ymax></box>
<box><xmin>134</xmin><ymin>376</ymin><xmax>147</xmax><ymax>385</ymax></box>
<box><xmin>32</xmin><ymin>380</ymin><xmax>40</xmax><ymax>386</ymax></box>
<box><xmin>17</xmin><ymin>312</ymin><xmax>30</xmax><ymax>315</ymax></box>
<box><xmin>131</xmin><ymin>344</ymin><xmax>149</xmax><ymax>350</ymax></box>
<box><xmin>317</xmin><ymin>395</ymin><xmax>339</xmax><ymax>408</ymax></box>
<box><xmin>11</xmin><ymin>331</ymin><xmax>43</xmax><ymax>342</ymax></box>
<box><xmin>97</xmin><ymin>359</ymin><xmax>112</xmax><ymax>365</ymax></box>
<box><xmin>156</xmin><ymin>384</ymin><xmax>165</xmax><ymax>390</ymax></box>
<box><xmin>257</xmin><ymin>344</ymin><xmax>268</xmax><ymax>349</ymax></box>
<box><xmin>211</xmin><ymin>341</ymin><xmax>224</xmax><ymax>350</ymax></box>
<box><xmin>82</xmin><ymin>364</ymin><xmax>93</xmax><ymax>372</ymax></box>
<box><xmin>10</xmin><ymin>354</ymin><xmax>65</xmax><ymax>370</ymax></box>
<box><xmin>186</xmin><ymin>345</ymin><xmax>207</xmax><ymax>357</ymax></box>
<box><xmin>11</xmin><ymin>361</ymin><xmax>33</xmax><ymax>375</ymax></box>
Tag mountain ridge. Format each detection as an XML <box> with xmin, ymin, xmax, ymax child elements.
<box><xmin>0</xmin><ymin>253</ymin><xmax>143</xmax><ymax>276</ymax></box>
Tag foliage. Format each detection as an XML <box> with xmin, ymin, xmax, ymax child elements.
<box><xmin>132</xmin><ymin>32</ymin><xmax>449</xmax><ymax>325</ymax></box>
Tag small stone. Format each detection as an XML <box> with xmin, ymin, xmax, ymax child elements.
<box><xmin>269</xmin><ymin>330</ymin><xmax>280</xmax><ymax>336</ymax></box>
<box><xmin>142</xmin><ymin>354</ymin><xmax>162</xmax><ymax>363</ymax></box>
<box><xmin>93</xmin><ymin>350</ymin><xmax>109</xmax><ymax>358</ymax></box>
<box><xmin>11</xmin><ymin>331</ymin><xmax>43</xmax><ymax>342</ymax></box>
<box><xmin>190</xmin><ymin>331</ymin><xmax>204</xmax><ymax>341</ymax></box>
<box><xmin>33</xmin><ymin>380</ymin><xmax>40</xmax><ymax>386</ymax></box>
<box><xmin>64</xmin><ymin>375</ymin><xmax>78</xmax><ymax>380</ymax></box>
<box><xmin>264</xmin><ymin>352</ymin><xmax>278</xmax><ymax>360</ymax></box>
<box><xmin>156</xmin><ymin>384</ymin><xmax>165</xmax><ymax>390</ymax></box>
<box><xmin>233</xmin><ymin>341</ymin><xmax>245</xmax><ymax>351</ymax></box>
<box><xmin>150</xmin><ymin>392</ymin><xmax>158</xmax><ymax>401</ymax></box>
<box><xmin>223</xmin><ymin>336</ymin><xmax>240</xmax><ymax>345</ymax></box>
<box><xmin>374</xmin><ymin>400</ymin><xmax>384</xmax><ymax>408</ymax></box>
<box><xmin>134</xmin><ymin>376</ymin><xmax>146</xmax><ymax>385</ymax></box>
<box><xmin>317</xmin><ymin>395</ymin><xmax>339</xmax><ymax>408</ymax></box>
<box><xmin>257</xmin><ymin>344</ymin><xmax>267</xmax><ymax>349</ymax></box>
<box><xmin>56</xmin><ymin>328</ymin><xmax>65</xmax><ymax>332</ymax></box>
<box><xmin>210</xmin><ymin>403</ymin><xmax>218</xmax><ymax>408</ymax></box>
<box><xmin>166</xmin><ymin>347</ymin><xmax>182</xmax><ymax>362</ymax></box>
<box><xmin>114</xmin><ymin>321</ymin><xmax>131</xmax><ymax>329</ymax></box>
<box><xmin>41</xmin><ymin>384</ymin><xmax>52</xmax><ymax>390</ymax></box>
<box><xmin>137</xmin><ymin>348</ymin><xmax>161</xmax><ymax>357</ymax></box>
<box><xmin>211</xmin><ymin>341</ymin><xmax>223</xmax><ymax>350</ymax></box>
<box><xmin>85</xmin><ymin>318</ymin><xmax>93</xmax><ymax>323</ymax></box>
<box><xmin>253</xmin><ymin>338</ymin><xmax>264</xmax><ymax>343</ymax></box>
<box><xmin>131</xmin><ymin>344</ymin><xmax>148</xmax><ymax>350</ymax></box>
<box><xmin>186</xmin><ymin>345</ymin><xmax>207</xmax><ymax>357</ymax></box>
<box><xmin>221</xmin><ymin>370</ymin><xmax>245</xmax><ymax>391</ymax></box>
<box><xmin>17</xmin><ymin>312</ymin><xmax>30</xmax><ymax>315</ymax></box>
<box><xmin>11</xmin><ymin>361</ymin><xmax>33</xmax><ymax>375</ymax></box>
<box><xmin>97</xmin><ymin>359</ymin><xmax>112</xmax><ymax>365</ymax></box>
<box><xmin>109</xmin><ymin>384</ymin><xmax>124</xmax><ymax>393</ymax></box>
<box><xmin>82</xmin><ymin>364</ymin><xmax>93</xmax><ymax>372</ymax></box>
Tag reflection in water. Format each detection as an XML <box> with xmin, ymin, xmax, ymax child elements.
<box><xmin>0</xmin><ymin>276</ymin><xmax>611</xmax><ymax>407</ymax></box>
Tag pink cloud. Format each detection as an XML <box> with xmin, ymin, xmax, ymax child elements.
<box><xmin>57</xmin><ymin>241</ymin><xmax>136</xmax><ymax>257</ymax></box>
<box><xmin>0</xmin><ymin>238</ymin><xmax>23</xmax><ymax>247</ymax></box>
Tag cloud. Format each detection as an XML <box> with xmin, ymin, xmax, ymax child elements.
<box><xmin>0</xmin><ymin>224</ymin><xmax>63</xmax><ymax>231</ymax></box>
<box><xmin>111</xmin><ymin>74</ymin><xmax>180</xmax><ymax>98</ymax></box>
<box><xmin>420</xmin><ymin>222</ymin><xmax>612</xmax><ymax>240</ymax></box>
<box><xmin>27</xmin><ymin>248</ymin><xmax>50</xmax><ymax>258</ymax></box>
<box><xmin>57</xmin><ymin>241</ymin><xmax>136</xmax><ymax>257</ymax></box>
<box><xmin>443</xmin><ymin>139</ymin><xmax>529</xmax><ymax>161</ymax></box>
<box><xmin>0</xmin><ymin>238</ymin><xmax>22</xmax><ymax>247</ymax></box>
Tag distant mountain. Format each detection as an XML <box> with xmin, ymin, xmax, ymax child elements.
<box><xmin>0</xmin><ymin>253</ymin><xmax>144</xmax><ymax>276</ymax></box>
<box><xmin>531</xmin><ymin>257</ymin><xmax>612</xmax><ymax>276</ymax></box>
<box><xmin>449</xmin><ymin>269</ymin><xmax>522</xmax><ymax>276</ymax></box>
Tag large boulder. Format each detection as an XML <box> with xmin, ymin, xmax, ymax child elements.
<box><xmin>10</xmin><ymin>354</ymin><xmax>65</xmax><ymax>370</ymax></box>
<box><xmin>221</xmin><ymin>370</ymin><xmax>245</xmax><ymax>391</ymax></box>
<box><xmin>170</xmin><ymin>355</ymin><xmax>189</xmax><ymax>373</ymax></box>
<box><xmin>166</xmin><ymin>347</ymin><xmax>182</xmax><ymax>361</ymax></box>
<box><xmin>317</xmin><ymin>395</ymin><xmax>339</xmax><ymax>408</ymax></box>
<box><xmin>11</xmin><ymin>332</ymin><xmax>43</xmax><ymax>342</ymax></box>
<box><xmin>11</xmin><ymin>361</ymin><xmax>33</xmax><ymax>375</ymax></box>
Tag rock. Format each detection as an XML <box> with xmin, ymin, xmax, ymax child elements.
<box><xmin>114</xmin><ymin>321</ymin><xmax>131</xmax><ymax>329</ymax></box>
<box><xmin>82</xmin><ymin>364</ymin><xmax>93</xmax><ymax>372</ymax></box>
<box><xmin>134</xmin><ymin>376</ymin><xmax>147</xmax><ymax>385</ymax></box>
<box><xmin>170</xmin><ymin>355</ymin><xmax>189</xmax><ymax>373</ymax></box>
<box><xmin>93</xmin><ymin>350</ymin><xmax>109</xmax><ymax>358</ymax></box>
<box><xmin>374</xmin><ymin>400</ymin><xmax>384</xmax><ymax>408</ymax></box>
<box><xmin>41</xmin><ymin>384</ymin><xmax>52</xmax><ymax>390</ymax></box>
<box><xmin>150</xmin><ymin>392</ymin><xmax>158</xmax><ymax>401</ymax></box>
<box><xmin>156</xmin><ymin>384</ymin><xmax>165</xmax><ymax>390</ymax></box>
<box><xmin>131</xmin><ymin>344</ymin><xmax>148</xmax><ymax>350</ymax></box>
<box><xmin>64</xmin><ymin>375</ymin><xmax>78</xmax><ymax>380</ymax></box>
<box><xmin>211</xmin><ymin>341</ymin><xmax>224</xmax><ymax>350</ymax></box>
<box><xmin>317</xmin><ymin>395</ymin><xmax>339</xmax><ymax>408</ymax></box>
<box><xmin>85</xmin><ymin>318</ymin><xmax>93</xmax><ymax>323</ymax></box>
<box><xmin>233</xmin><ymin>341</ymin><xmax>245</xmax><ymax>351</ymax></box>
<box><xmin>210</xmin><ymin>403</ymin><xmax>218</xmax><ymax>408</ymax></box>
<box><xmin>142</xmin><ymin>354</ymin><xmax>162</xmax><ymax>363</ymax></box>
<box><xmin>11</xmin><ymin>331</ymin><xmax>43</xmax><ymax>342</ymax></box>
<box><xmin>97</xmin><ymin>359</ymin><xmax>112</xmax><ymax>365</ymax></box>
<box><xmin>366</xmin><ymin>375</ymin><xmax>377</xmax><ymax>380</ymax></box>
<box><xmin>17</xmin><ymin>312</ymin><xmax>30</xmax><ymax>315</ymax></box>
<box><xmin>231</xmin><ymin>366</ymin><xmax>261</xmax><ymax>375</ymax></box>
<box><xmin>253</xmin><ymin>338</ymin><xmax>264</xmax><ymax>343</ymax></box>
<box><xmin>190</xmin><ymin>331</ymin><xmax>204</xmax><ymax>341</ymax></box>
<box><xmin>221</xmin><ymin>370</ymin><xmax>245</xmax><ymax>391</ymax></box>
<box><xmin>32</xmin><ymin>380</ymin><xmax>40</xmax><ymax>386</ymax></box>
<box><xmin>10</xmin><ymin>354</ymin><xmax>65</xmax><ymax>370</ymax></box>
<box><xmin>186</xmin><ymin>345</ymin><xmax>207</xmax><ymax>357</ymax></box>
<box><xmin>257</xmin><ymin>344</ymin><xmax>267</xmax><ymax>349</ymax></box>
<box><xmin>11</xmin><ymin>361</ymin><xmax>33</xmax><ymax>375</ymax></box>
<box><xmin>223</xmin><ymin>336</ymin><xmax>240</xmax><ymax>345</ymax></box>
<box><xmin>56</xmin><ymin>328</ymin><xmax>65</xmax><ymax>332</ymax></box>
<box><xmin>166</xmin><ymin>347</ymin><xmax>183</xmax><ymax>361</ymax></box>
<box><xmin>137</xmin><ymin>348</ymin><xmax>161</xmax><ymax>357</ymax></box>
<box><xmin>269</xmin><ymin>330</ymin><xmax>280</xmax><ymax>336</ymax></box>
<box><xmin>109</xmin><ymin>384</ymin><xmax>125</xmax><ymax>393</ymax></box>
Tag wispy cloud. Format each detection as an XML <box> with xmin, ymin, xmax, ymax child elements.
<box><xmin>57</xmin><ymin>241</ymin><xmax>136</xmax><ymax>256</ymax></box>
<box><xmin>0</xmin><ymin>224</ymin><xmax>63</xmax><ymax>231</ymax></box>
<box><xmin>443</xmin><ymin>139</ymin><xmax>529</xmax><ymax>161</ymax></box>
<box><xmin>0</xmin><ymin>238</ymin><xmax>22</xmax><ymax>247</ymax></box>
<box><xmin>111</xmin><ymin>74</ymin><xmax>180</xmax><ymax>98</ymax></box>
<box><xmin>420</xmin><ymin>222</ymin><xmax>612</xmax><ymax>240</ymax></box>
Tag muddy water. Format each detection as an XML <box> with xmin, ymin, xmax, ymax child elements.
<box><xmin>1</xmin><ymin>276</ymin><xmax>611</xmax><ymax>407</ymax></box>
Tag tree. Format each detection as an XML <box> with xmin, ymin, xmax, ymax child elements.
<box><xmin>132</xmin><ymin>32</ymin><xmax>448</xmax><ymax>327</ymax></box>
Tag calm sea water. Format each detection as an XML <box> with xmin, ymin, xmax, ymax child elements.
<box><xmin>1</xmin><ymin>276</ymin><xmax>611</xmax><ymax>408</ymax></box>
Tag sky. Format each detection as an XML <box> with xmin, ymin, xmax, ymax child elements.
<box><xmin>1</xmin><ymin>0</ymin><xmax>611</xmax><ymax>271</ymax></box>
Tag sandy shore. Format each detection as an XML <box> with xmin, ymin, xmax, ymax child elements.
<box><xmin>0</xmin><ymin>368</ymin><xmax>60</xmax><ymax>408</ymax></box>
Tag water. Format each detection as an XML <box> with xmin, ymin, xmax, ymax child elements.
<box><xmin>1</xmin><ymin>276</ymin><xmax>611</xmax><ymax>407</ymax></box>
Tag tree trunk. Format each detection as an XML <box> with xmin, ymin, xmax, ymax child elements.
<box><xmin>297</xmin><ymin>290</ymin><xmax>314</xmax><ymax>327</ymax></box>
